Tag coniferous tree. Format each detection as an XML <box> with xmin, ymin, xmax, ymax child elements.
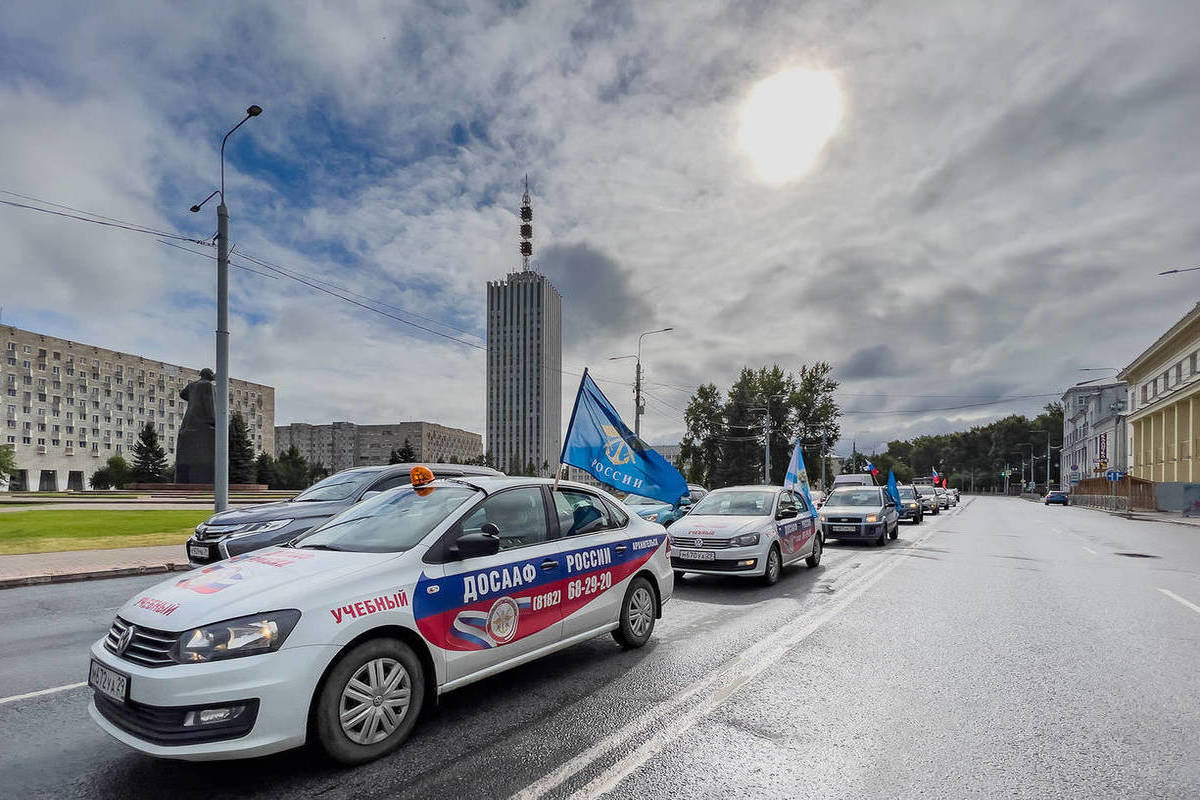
<box><xmin>254</xmin><ymin>452</ymin><xmax>278</xmax><ymax>487</ymax></box>
<box><xmin>276</xmin><ymin>446</ymin><xmax>310</xmax><ymax>490</ymax></box>
<box><xmin>228</xmin><ymin>412</ymin><xmax>256</xmax><ymax>484</ymax></box>
<box><xmin>131</xmin><ymin>423</ymin><xmax>169</xmax><ymax>483</ymax></box>
<box><xmin>397</xmin><ymin>438</ymin><xmax>417</xmax><ymax>462</ymax></box>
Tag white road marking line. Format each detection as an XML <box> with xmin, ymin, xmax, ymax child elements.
<box><xmin>1158</xmin><ymin>588</ymin><xmax>1200</xmax><ymax>616</ymax></box>
<box><xmin>1081</xmin><ymin>547</ymin><xmax>1097</xmax><ymax>555</ymax></box>
<box><xmin>0</xmin><ymin>682</ymin><xmax>87</xmax><ymax>706</ymax></box>
<box><xmin>512</xmin><ymin>520</ymin><xmax>945</xmax><ymax>800</ymax></box>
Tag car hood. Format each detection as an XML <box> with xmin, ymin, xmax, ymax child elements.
<box><xmin>821</xmin><ymin>504</ymin><xmax>883</xmax><ymax>516</ymax></box>
<box><xmin>671</xmin><ymin>515</ymin><xmax>767</xmax><ymax>539</ymax></box>
<box><xmin>203</xmin><ymin>499</ymin><xmax>345</xmax><ymax>526</ymax></box>
<box><xmin>117</xmin><ymin>546</ymin><xmax>397</xmax><ymax>630</ymax></box>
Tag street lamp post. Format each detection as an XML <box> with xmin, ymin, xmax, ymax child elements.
<box><xmin>190</xmin><ymin>104</ymin><xmax>262</xmax><ymax>513</ymax></box>
<box><xmin>608</xmin><ymin>327</ymin><xmax>673</xmax><ymax>439</ymax></box>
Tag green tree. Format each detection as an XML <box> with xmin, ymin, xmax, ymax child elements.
<box><xmin>91</xmin><ymin>455</ymin><xmax>131</xmax><ymax>490</ymax></box>
<box><xmin>254</xmin><ymin>452</ymin><xmax>278</xmax><ymax>487</ymax></box>
<box><xmin>228</xmin><ymin>412</ymin><xmax>256</xmax><ymax>484</ymax></box>
<box><xmin>131</xmin><ymin>422</ymin><xmax>169</xmax><ymax>483</ymax></box>
<box><xmin>714</xmin><ymin>368</ymin><xmax>766</xmax><ymax>487</ymax></box>
<box><xmin>0</xmin><ymin>444</ymin><xmax>15</xmax><ymax>485</ymax></box>
<box><xmin>275</xmin><ymin>446</ymin><xmax>310</xmax><ymax>490</ymax></box>
<box><xmin>308</xmin><ymin>461</ymin><xmax>330</xmax><ymax>484</ymax></box>
<box><xmin>678</xmin><ymin>383</ymin><xmax>724</xmax><ymax>487</ymax></box>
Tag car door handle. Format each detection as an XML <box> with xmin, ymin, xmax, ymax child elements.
<box><xmin>540</xmin><ymin>559</ymin><xmax>559</xmax><ymax>571</ymax></box>
<box><xmin>614</xmin><ymin>545</ymin><xmax>628</xmax><ymax>554</ymax></box>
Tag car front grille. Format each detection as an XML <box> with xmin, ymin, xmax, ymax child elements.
<box><xmin>668</xmin><ymin>536</ymin><xmax>731</xmax><ymax>549</ymax></box>
<box><xmin>823</xmin><ymin>516</ymin><xmax>862</xmax><ymax>524</ymax></box>
<box><xmin>194</xmin><ymin>523</ymin><xmax>242</xmax><ymax>542</ymax></box>
<box><xmin>104</xmin><ymin>616</ymin><xmax>177</xmax><ymax>668</ymax></box>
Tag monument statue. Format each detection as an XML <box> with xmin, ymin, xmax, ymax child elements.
<box><xmin>175</xmin><ymin>368</ymin><xmax>216</xmax><ymax>484</ymax></box>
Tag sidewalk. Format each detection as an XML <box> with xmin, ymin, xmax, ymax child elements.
<box><xmin>0</xmin><ymin>544</ymin><xmax>191</xmax><ymax>589</ymax></box>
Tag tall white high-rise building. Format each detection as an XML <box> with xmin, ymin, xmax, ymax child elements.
<box><xmin>485</xmin><ymin>180</ymin><xmax>562</xmax><ymax>475</ymax></box>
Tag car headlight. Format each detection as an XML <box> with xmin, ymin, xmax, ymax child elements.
<box><xmin>864</xmin><ymin>514</ymin><xmax>880</xmax><ymax>523</ymax></box>
<box><xmin>175</xmin><ymin>610</ymin><xmax>301</xmax><ymax>663</ymax></box>
<box><xmin>907</xmin><ymin>502</ymin><xmax>919</xmax><ymax>509</ymax></box>
<box><xmin>818</xmin><ymin>514</ymin><xmax>828</xmax><ymax>523</ymax></box>
<box><xmin>732</xmin><ymin>532</ymin><xmax>760</xmax><ymax>547</ymax></box>
<box><xmin>232</xmin><ymin>518</ymin><xmax>294</xmax><ymax>537</ymax></box>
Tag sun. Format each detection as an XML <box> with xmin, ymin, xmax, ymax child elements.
<box><xmin>737</xmin><ymin>67</ymin><xmax>844</xmax><ymax>184</ymax></box>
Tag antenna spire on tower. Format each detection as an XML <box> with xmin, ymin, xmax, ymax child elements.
<box><xmin>519</xmin><ymin>176</ymin><xmax>533</xmax><ymax>271</ymax></box>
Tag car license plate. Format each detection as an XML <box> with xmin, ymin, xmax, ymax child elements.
<box><xmin>677</xmin><ymin>549</ymin><xmax>715</xmax><ymax>561</ymax></box>
<box><xmin>832</xmin><ymin>525</ymin><xmax>855</xmax><ymax>532</ymax></box>
<box><xmin>188</xmin><ymin>544</ymin><xmax>209</xmax><ymax>560</ymax></box>
<box><xmin>89</xmin><ymin>659</ymin><xmax>129</xmax><ymax>704</ymax></box>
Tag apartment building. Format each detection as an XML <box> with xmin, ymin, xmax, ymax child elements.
<box><xmin>275</xmin><ymin>421</ymin><xmax>482</xmax><ymax>473</ymax></box>
<box><xmin>3</xmin><ymin>326</ymin><xmax>274</xmax><ymax>491</ymax></box>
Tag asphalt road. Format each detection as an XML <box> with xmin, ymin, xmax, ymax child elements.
<box><xmin>1</xmin><ymin>497</ymin><xmax>1198</xmax><ymax>799</ymax></box>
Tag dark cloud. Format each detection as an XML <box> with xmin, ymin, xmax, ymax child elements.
<box><xmin>839</xmin><ymin>345</ymin><xmax>905</xmax><ymax>379</ymax></box>
<box><xmin>536</xmin><ymin>241</ymin><xmax>655</xmax><ymax>350</ymax></box>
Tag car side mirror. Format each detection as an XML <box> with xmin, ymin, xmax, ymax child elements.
<box><xmin>452</xmin><ymin>525</ymin><xmax>501</xmax><ymax>560</ymax></box>
<box><xmin>776</xmin><ymin>505</ymin><xmax>796</xmax><ymax>519</ymax></box>
<box><xmin>360</xmin><ymin>490</ymin><xmax>382</xmax><ymax>502</ymax></box>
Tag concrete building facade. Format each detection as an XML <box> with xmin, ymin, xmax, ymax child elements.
<box><xmin>1060</xmin><ymin>381</ymin><xmax>1127</xmax><ymax>489</ymax></box>
<box><xmin>275</xmin><ymin>421</ymin><xmax>482</xmax><ymax>473</ymax></box>
<box><xmin>1119</xmin><ymin>302</ymin><xmax>1200</xmax><ymax>483</ymax></box>
<box><xmin>486</xmin><ymin>269</ymin><xmax>562</xmax><ymax>476</ymax></box>
<box><xmin>3</xmin><ymin>326</ymin><xmax>274</xmax><ymax>491</ymax></box>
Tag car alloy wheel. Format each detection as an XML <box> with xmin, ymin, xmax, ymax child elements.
<box><xmin>613</xmin><ymin>575</ymin><xmax>657</xmax><ymax>648</ymax></box>
<box><xmin>339</xmin><ymin>657</ymin><xmax>412</xmax><ymax>745</ymax></box>
<box><xmin>762</xmin><ymin>546</ymin><xmax>782</xmax><ymax>585</ymax></box>
<box><xmin>805</xmin><ymin>535</ymin><xmax>822</xmax><ymax>568</ymax></box>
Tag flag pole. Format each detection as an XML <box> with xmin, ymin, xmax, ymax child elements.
<box><xmin>555</xmin><ymin>369</ymin><xmax>588</xmax><ymax>492</ymax></box>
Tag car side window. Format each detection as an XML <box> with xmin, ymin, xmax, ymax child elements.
<box><xmin>793</xmin><ymin>493</ymin><xmax>810</xmax><ymax>514</ymax></box>
<box><xmin>553</xmin><ymin>490</ymin><xmax>613</xmax><ymax>537</ymax></box>
<box><xmin>458</xmin><ymin>488</ymin><xmax>548</xmax><ymax>551</ymax></box>
<box><xmin>689</xmin><ymin>489</ymin><xmax>707</xmax><ymax>502</ymax></box>
<box><xmin>368</xmin><ymin>474</ymin><xmax>411</xmax><ymax>494</ymax></box>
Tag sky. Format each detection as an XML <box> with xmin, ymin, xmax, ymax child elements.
<box><xmin>1</xmin><ymin>0</ymin><xmax>1198</xmax><ymax>457</ymax></box>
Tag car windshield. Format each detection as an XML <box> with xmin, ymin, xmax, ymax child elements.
<box><xmin>292</xmin><ymin>471</ymin><xmax>380</xmax><ymax>502</ymax></box>
<box><xmin>689</xmin><ymin>490</ymin><xmax>774</xmax><ymax>516</ymax></box>
<box><xmin>623</xmin><ymin>494</ymin><xmax>662</xmax><ymax>506</ymax></box>
<box><xmin>293</xmin><ymin>485</ymin><xmax>479</xmax><ymax>552</ymax></box>
<box><xmin>916</xmin><ymin>486</ymin><xmax>935</xmax><ymax>496</ymax></box>
<box><xmin>898</xmin><ymin>487</ymin><xmax>917</xmax><ymax>499</ymax></box>
<box><xmin>826</xmin><ymin>489</ymin><xmax>882</xmax><ymax>506</ymax></box>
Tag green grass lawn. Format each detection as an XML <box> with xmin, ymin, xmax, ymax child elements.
<box><xmin>0</xmin><ymin>509</ymin><xmax>211</xmax><ymax>555</ymax></box>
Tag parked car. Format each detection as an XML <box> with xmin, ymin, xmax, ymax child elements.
<box><xmin>669</xmin><ymin>485</ymin><xmax>820</xmax><ymax>585</ymax></box>
<box><xmin>896</xmin><ymin>485</ymin><xmax>924</xmax><ymax>523</ymax></box>
<box><xmin>623</xmin><ymin>483</ymin><xmax>707</xmax><ymax>527</ymax></box>
<box><xmin>819</xmin><ymin>486</ymin><xmax>900</xmax><ymax>545</ymax></box>
<box><xmin>89</xmin><ymin>475</ymin><xmax>672</xmax><ymax>764</ymax></box>
<box><xmin>831</xmin><ymin>473</ymin><xmax>875</xmax><ymax>488</ymax></box>
<box><xmin>809</xmin><ymin>489</ymin><xmax>827</xmax><ymax>509</ymax></box>
<box><xmin>1045</xmin><ymin>490</ymin><xmax>1070</xmax><ymax>506</ymax></box>
<box><xmin>185</xmin><ymin>463</ymin><xmax>503</xmax><ymax>566</ymax></box>
<box><xmin>915</xmin><ymin>485</ymin><xmax>941</xmax><ymax>515</ymax></box>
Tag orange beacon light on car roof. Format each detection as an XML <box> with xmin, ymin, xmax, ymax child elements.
<box><xmin>410</xmin><ymin>465</ymin><xmax>435</xmax><ymax>490</ymax></box>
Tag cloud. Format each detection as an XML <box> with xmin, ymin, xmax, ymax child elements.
<box><xmin>1</xmin><ymin>0</ymin><xmax>1198</xmax><ymax>459</ymax></box>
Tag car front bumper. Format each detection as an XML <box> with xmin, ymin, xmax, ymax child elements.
<box><xmin>671</xmin><ymin>542</ymin><xmax>766</xmax><ymax>577</ymax></box>
<box><xmin>821</xmin><ymin>522</ymin><xmax>887</xmax><ymax>541</ymax></box>
<box><xmin>88</xmin><ymin>637</ymin><xmax>338</xmax><ymax>760</ymax></box>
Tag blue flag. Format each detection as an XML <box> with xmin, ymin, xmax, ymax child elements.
<box><xmin>886</xmin><ymin>469</ymin><xmax>902</xmax><ymax>508</ymax></box>
<box><xmin>560</xmin><ymin>370</ymin><xmax>688</xmax><ymax>504</ymax></box>
<box><xmin>783</xmin><ymin>440</ymin><xmax>815</xmax><ymax>513</ymax></box>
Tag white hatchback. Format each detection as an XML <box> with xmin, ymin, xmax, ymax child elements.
<box><xmin>668</xmin><ymin>485</ymin><xmax>821</xmax><ymax>584</ymax></box>
<box><xmin>87</xmin><ymin>475</ymin><xmax>673</xmax><ymax>764</ymax></box>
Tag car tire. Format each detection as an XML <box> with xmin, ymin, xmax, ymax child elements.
<box><xmin>805</xmin><ymin>534</ymin><xmax>822</xmax><ymax>568</ymax></box>
<box><xmin>875</xmin><ymin>525</ymin><xmax>887</xmax><ymax>547</ymax></box>
<box><xmin>889</xmin><ymin>522</ymin><xmax>898</xmax><ymax>540</ymax></box>
<box><xmin>761</xmin><ymin>545</ymin><xmax>782</xmax><ymax>586</ymax></box>
<box><xmin>314</xmin><ymin>637</ymin><xmax>424</xmax><ymax>766</ymax></box>
<box><xmin>612</xmin><ymin>576</ymin><xmax>657</xmax><ymax>649</ymax></box>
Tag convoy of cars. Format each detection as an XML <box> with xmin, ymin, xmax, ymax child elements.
<box><xmin>89</xmin><ymin>464</ymin><xmax>961</xmax><ymax>765</ymax></box>
<box><xmin>915</xmin><ymin>485</ymin><xmax>941</xmax><ymax>515</ymax></box>
<box><xmin>623</xmin><ymin>484</ymin><xmax>708</xmax><ymax>528</ymax></box>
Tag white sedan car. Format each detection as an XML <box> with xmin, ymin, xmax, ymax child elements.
<box><xmin>87</xmin><ymin>475</ymin><xmax>673</xmax><ymax>764</ymax></box>
<box><xmin>668</xmin><ymin>485</ymin><xmax>821</xmax><ymax>585</ymax></box>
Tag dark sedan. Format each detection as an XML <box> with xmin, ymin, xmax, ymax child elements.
<box><xmin>1045</xmin><ymin>490</ymin><xmax>1070</xmax><ymax>506</ymax></box>
<box><xmin>184</xmin><ymin>462</ymin><xmax>503</xmax><ymax>565</ymax></box>
<box><xmin>896</xmin><ymin>485</ymin><xmax>924</xmax><ymax>523</ymax></box>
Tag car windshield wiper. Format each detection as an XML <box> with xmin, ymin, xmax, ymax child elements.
<box><xmin>293</xmin><ymin>543</ymin><xmax>345</xmax><ymax>551</ymax></box>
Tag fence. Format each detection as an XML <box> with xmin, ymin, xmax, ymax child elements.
<box><xmin>1072</xmin><ymin>475</ymin><xmax>1156</xmax><ymax>511</ymax></box>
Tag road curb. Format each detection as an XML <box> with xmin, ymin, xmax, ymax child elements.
<box><xmin>0</xmin><ymin>562</ymin><xmax>191</xmax><ymax>591</ymax></box>
<box><xmin>1067</xmin><ymin>502</ymin><xmax>1200</xmax><ymax>530</ymax></box>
